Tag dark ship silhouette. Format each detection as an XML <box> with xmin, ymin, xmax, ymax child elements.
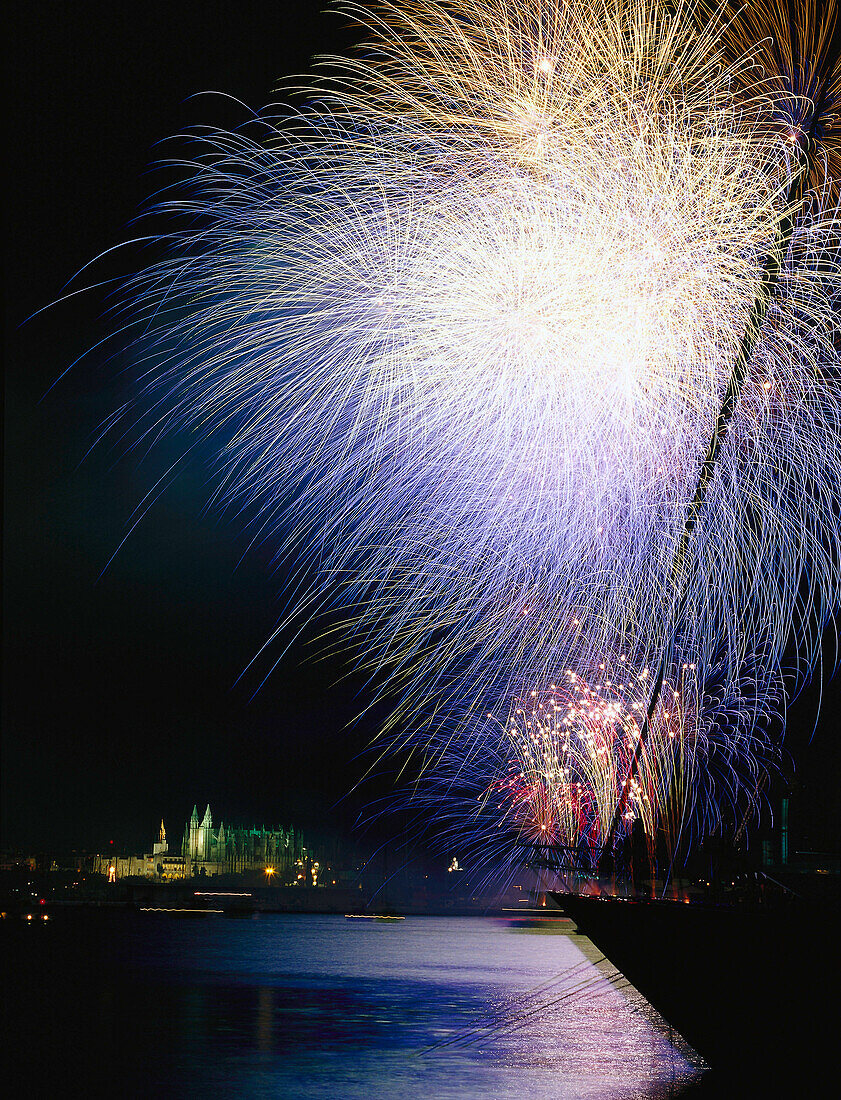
<box><xmin>538</xmin><ymin>841</ymin><xmax>839</xmax><ymax>1093</ymax></box>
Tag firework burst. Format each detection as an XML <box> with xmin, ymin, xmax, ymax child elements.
<box><xmin>106</xmin><ymin>0</ymin><xmax>841</xmax><ymax>860</ymax></box>
<box><xmin>486</xmin><ymin>667</ymin><xmax>691</xmax><ymax>860</ymax></box>
<box><xmin>396</xmin><ymin>647</ymin><xmax>783</xmax><ymax>885</ymax></box>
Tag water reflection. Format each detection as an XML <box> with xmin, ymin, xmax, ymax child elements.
<box><xmin>8</xmin><ymin>913</ymin><xmax>706</xmax><ymax>1097</ymax></box>
<box><xmin>256</xmin><ymin>986</ymin><xmax>272</xmax><ymax>1052</ymax></box>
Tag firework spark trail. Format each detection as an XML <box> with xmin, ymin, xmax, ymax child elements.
<box><xmin>482</xmin><ymin>667</ymin><xmax>691</xmax><ymax>859</ymax></box>
<box><xmin>602</xmin><ymin>144</ymin><xmax>816</xmax><ymax>857</ymax></box>
<box><xmin>110</xmin><ymin>1</ymin><xmax>840</xmax><ymax>854</ymax></box>
<box><xmin>395</xmin><ymin>650</ymin><xmax>783</xmax><ymax>879</ymax></box>
<box><xmin>600</xmin><ymin>0</ymin><xmax>841</xmax><ymax>854</ymax></box>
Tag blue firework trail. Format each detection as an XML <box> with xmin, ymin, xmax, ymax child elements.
<box><xmin>98</xmin><ymin>1</ymin><xmax>841</xmax><ymax>873</ymax></box>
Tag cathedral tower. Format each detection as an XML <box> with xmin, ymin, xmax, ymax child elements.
<box><xmin>199</xmin><ymin>804</ymin><xmax>212</xmax><ymax>861</ymax></box>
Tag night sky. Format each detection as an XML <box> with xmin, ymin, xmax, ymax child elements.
<box><xmin>5</xmin><ymin>1</ymin><xmax>840</xmax><ymax>857</ymax></box>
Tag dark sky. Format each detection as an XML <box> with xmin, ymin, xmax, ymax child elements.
<box><xmin>4</xmin><ymin>1</ymin><xmax>840</xmax><ymax>857</ymax></box>
<box><xmin>5</xmin><ymin>1</ymin><xmax>377</xmax><ymax>854</ymax></box>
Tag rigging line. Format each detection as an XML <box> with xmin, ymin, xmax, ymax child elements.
<box><xmin>600</xmin><ymin>139</ymin><xmax>816</xmax><ymax>869</ymax></box>
<box><xmin>420</xmin><ymin>966</ymin><xmax>634</xmax><ymax>1056</ymax></box>
<box><xmin>414</xmin><ymin>953</ymin><xmax>606</xmax><ymax>1055</ymax></box>
<box><xmin>417</xmin><ymin>969</ymin><xmax>607</xmax><ymax>1056</ymax></box>
<box><xmin>485</xmin><ymin>973</ymin><xmax>636</xmax><ymax>1045</ymax></box>
<box><xmin>417</xmin><ymin>958</ymin><xmax>632</xmax><ymax>1056</ymax></box>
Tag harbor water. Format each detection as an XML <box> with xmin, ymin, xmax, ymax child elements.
<box><xmin>7</xmin><ymin>912</ymin><xmax>706</xmax><ymax>1097</ymax></box>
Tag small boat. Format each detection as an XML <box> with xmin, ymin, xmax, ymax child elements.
<box><xmin>500</xmin><ymin>910</ymin><xmax>576</xmax><ymax>931</ymax></box>
<box><xmin>138</xmin><ymin>906</ymin><xmax>221</xmax><ymax>917</ymax></box>
<box><xmin>345</xmin><ymin>913</ymin><xmax>405</xmax><ymax>922</ymax></box>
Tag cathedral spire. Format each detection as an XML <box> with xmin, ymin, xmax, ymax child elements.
<box><xmin>201</xmin><ymin>804</ymin><xmax>212</xmax><ymax>828</ymax></box>
<box><xmin>159</xmin><ymin>819</ymin><xmax>166</xmax><ymax>843</ymax></box>
<box><xmin>190</xmin><ymin>805</ymin><xmax>198</xmax><ymax>823</ymax></box>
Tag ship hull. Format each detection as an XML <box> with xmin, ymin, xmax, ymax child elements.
<box><xmin>554</xmin><ymin>893</ymin><xmax>838</xmax><ymax>1088</ymax></box>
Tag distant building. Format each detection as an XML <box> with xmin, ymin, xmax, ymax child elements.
<box><xmin>92</xmin><ymin>805</ymin><xmax>310</xmax><ymax>882</ymax></box>
<box><xmin>181</xmin><ymin>803</ymin><xmax>307</xmax><ymax>880</ymax></box>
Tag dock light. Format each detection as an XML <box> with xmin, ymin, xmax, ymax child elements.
<box><xmin>264</xmin><ymin>867</ymin><xmax>275</xmax><ymax>879</ymax></box>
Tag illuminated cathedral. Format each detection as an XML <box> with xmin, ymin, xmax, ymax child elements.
<box><xmin>95</xmin><ymin>805</ymin><xmax>310</xmax><ymax>881</ymax></box>
<box><xmin>180</xmin><ymin>803</ymin><xmax>307</xmax><ymax>879</ymax></box>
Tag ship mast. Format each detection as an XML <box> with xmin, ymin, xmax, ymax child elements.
<box><xmin>600</xmin><ymin>18</ymin><xmax>841</xmax><ymax>868</ymax></box>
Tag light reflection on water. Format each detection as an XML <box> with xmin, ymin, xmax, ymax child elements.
<box><xmin>12</xmin><ymin>913</ymin><xmax>706</xmax><ymax>1097</ymax></box>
